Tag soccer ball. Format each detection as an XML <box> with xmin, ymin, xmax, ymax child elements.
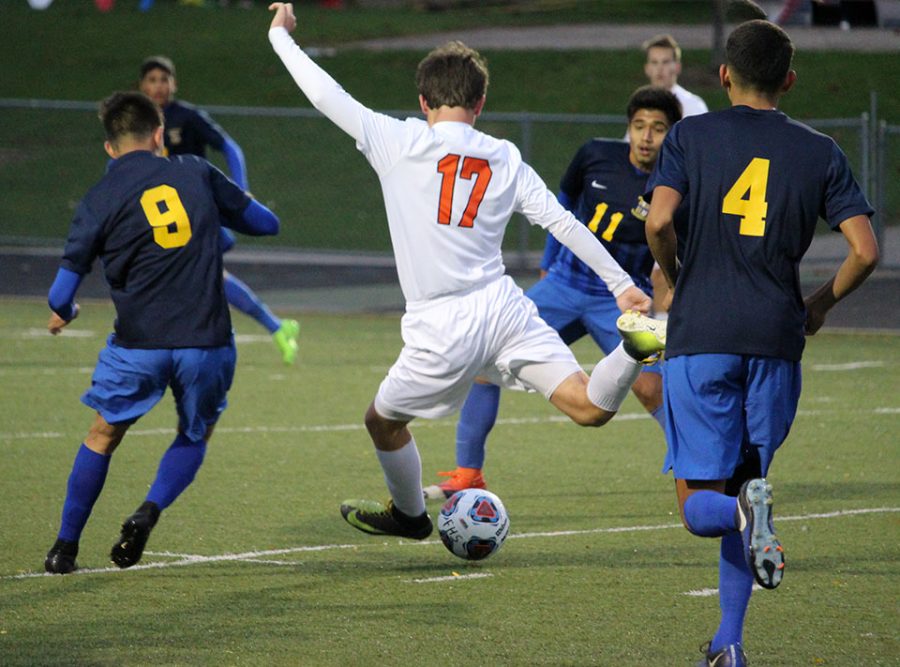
<box><xmin>437</xmin><ymin>488</ymin><xmax>510</xmax><ymax>561</ymax></box>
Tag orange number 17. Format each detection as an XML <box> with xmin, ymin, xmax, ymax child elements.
<box><xmin>436</xmin><ymin>154</ymin><xmax>493</xmax><ymax>228</ymax></box>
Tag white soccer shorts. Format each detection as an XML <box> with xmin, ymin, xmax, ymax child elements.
<box><xmin>374</xmin><ymin>275</ymin><xmax>583</xmax><ymax>420</ymax></box>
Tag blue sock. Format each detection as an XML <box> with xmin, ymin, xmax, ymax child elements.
<box><xmin>455</xmin><ymin>383</ymin><xmax>501</xmax><ymax>469</ymax></box>
<box><xmin>650</xmin><ymin>404</ymin><xmax>665</xmax><ymax>432</ymax></box>
<box><xmin>58</xmin><ymin>444</ymin><xmax>111</xmax><ymax>542</ymax></box>
<box><xmin>224</xmin><ymin>273</ymin><xmax>280</xmax><ymax>334</ymax></box>
<box><xmin>711</xmin><ymin>531</ymin><xmax>754</xmax><ymax>651</ymax></box>
<box><xmin>683</xmin><ymin>490</ymin><xmax>738</xmax><ymax>537</ymax></box>
<box><xmin>145</xmin><ymin>434</ymin><xmax>207</xmax><ymax>510</ymax></box>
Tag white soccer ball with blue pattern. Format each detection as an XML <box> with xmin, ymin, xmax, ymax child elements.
<box><xmin>438</xmin><ymin>488</ymin><xmax>510</xmax><ymax>561</ymax></box>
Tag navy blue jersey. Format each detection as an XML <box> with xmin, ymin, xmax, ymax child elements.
<box><xmin>549</xmin><ymin>139</ymin><xmax>656</xmax><ymax>296</ymax></box>
<box><xmin>60</xmin><ymin>151</ymin><xmax>252</xmax><ymax>348</ymax></box>
<box><xmin>162</xmin><ymin>100</ymin><xmax>228</xmax><ymax>158</ymax></box>
<box><xmin>650</xmin><ymin>106</ymin><xmax>873</xmax><ymax>361</ymax></box>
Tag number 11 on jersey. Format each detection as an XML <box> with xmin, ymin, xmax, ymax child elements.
<box><xmin>437</xmin><ymin>154</ymin><xmax>493</xmax><ymax>228</ymax></box>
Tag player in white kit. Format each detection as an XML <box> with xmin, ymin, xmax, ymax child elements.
<box><xmin>268</xmin><ymin>3</ymin><xmax>666</xmax><ymax>539</ymax></box>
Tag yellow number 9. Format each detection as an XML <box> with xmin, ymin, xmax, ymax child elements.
<box><xmin>140</xmin><ymin>185</ymin><xmax>192</xmax><ymax>249</ymax></box>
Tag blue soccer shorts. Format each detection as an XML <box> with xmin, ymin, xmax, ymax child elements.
<box><xmin>662</xmin><ymin>353</ymin><xmax>801</xmax><ymax>480</ymax></box>
<box><xmin>526</xmin><ymin>275</ymin><xmax>661</xmax><ymax>376</ymax></box>
<box><xmin>82</xmin><ymin>335</ymin><xmax>237</xmax><ymax>441</ymax></box>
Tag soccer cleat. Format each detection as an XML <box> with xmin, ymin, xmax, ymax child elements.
<box><xmin>423</xmin><ymin>467</ymin><xmax>487</xmax><ymax>501</ymax></box>
<box><xmin>736</xmin><ymin>478</ymin><xmax>785</xmax><ymax>589</ymax></box>
<box><xmin>44</xmin><ymin>538</ymin><xmax>79</xmax><ymax>574</ymax></box>
<box><xmin>272</xmin><ymin>319</ymin><xmax>300</xmax><ymax>366</ymax></box>
<box><xmin>616</xmin><ymin>310</ymin><xmax>666</xmax><ymax>362</ymax></box>
<box><xmin>110</xmin><ymin>501</ymin><xmax>160</xmax><ymax>569</ymax></box>
<box><xmin>340</xmin><ymin>499</ymin><xmax>433</xmax><ymax>540</ymax></box>
<box><xmin>697</xmin><ymin>641</ymin><xmax>748</xmax><ymax>667</ymax></box>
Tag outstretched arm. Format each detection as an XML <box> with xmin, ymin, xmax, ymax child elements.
<box><xmin>804</xmin><ymin>215</ymin><xmax>878</xmax><ymax>334</ymax></box>
<box><xmin>268</xmin><ymin>3</ymin><xmax>367</xmax><ymax>142</ymax></box>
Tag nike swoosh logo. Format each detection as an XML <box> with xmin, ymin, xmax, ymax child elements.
<box><xmin>591</xmin><ymin>180</ymin><xmax>607</xmax><ymax>190</ymax></box>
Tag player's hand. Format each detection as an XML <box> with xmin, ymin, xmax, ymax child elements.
<box><xmin>48</xmin><ymin>304</ymin><xmax>79</xmax><ymax>335</ymax></box>
<box><xmin>268</xmin><ymin>2</ymin><xmax>296</xmax><ymax>32</ymax></box>
<box><xmin>615</xmin><ymin>286</ymin><xmax>651</xmax><ymax>315</ymax></box>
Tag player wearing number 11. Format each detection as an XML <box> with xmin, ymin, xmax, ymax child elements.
<box><xmin>645</xmin><ymin>20</ymin><xmax>878</xmax><ymax>666</ymax></box>
<box><xmin>43</xmin><ymin>92</ymin><xmax>280</xmax><ymax>574</ymax></box>
<box><xmin>267</xmin><ymin>2</ymin><xmax>663</xmax><ymax>541</ymax></box>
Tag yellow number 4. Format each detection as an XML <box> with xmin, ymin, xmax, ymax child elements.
<box><xmin>722</xmin><ymin>157</ymin><xmax>770</xmax><ymax>237</ymax></box>
<box><xmin>140</xmin><ymin>184</ymin><xmax>192</xmax><ymax>249</ymax></box>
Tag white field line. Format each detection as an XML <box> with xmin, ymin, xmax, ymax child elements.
<box><xmin>809</xmin><ymin>361</ymin><xmax>886</xmax><ymax>371</ymax></box>
<box><xmin>3</xmin><ymin>405</ymin><xmax>898</xmax><ymax>443</ymax></box>
<box><xmin>684</xmin><ymin>584</ymin><xmax>764</xmax><ymax>597</ymax></box>
<box><xmin>409</xmin><ymin>573</ymin><xmax>494</xmax><ymax>584</ymax></box>
<box><xmin>4</xmin><ymin>507</ymin><xmax>897</xmax><ymax>581</ymax></box>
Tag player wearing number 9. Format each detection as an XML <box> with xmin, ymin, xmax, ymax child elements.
<box><xmin>43</xmin><ymin>91</ymin><xmax>280</xmax><ymax>575</ymax></box>
<box><xmin>645</xmin><ymin>20</ymin><xmax>878</xmax><ymax>666</ymax></box>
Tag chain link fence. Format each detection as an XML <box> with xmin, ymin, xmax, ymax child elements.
<box><xmin>0</xmin><ymin>99</ymin><xmax>893</xmax><ymax>268</ymax></box>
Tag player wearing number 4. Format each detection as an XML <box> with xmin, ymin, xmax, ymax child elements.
<box><xmin>424</xmin><ymin>85</ymin><xmax>682</xmax><ymax>500</ymax></box>
<box><xmin>43</xmin><ymin>92</ymin><xmax>280</xmax><ymax>574</ymax></box>
<box><xmin>267</xmin><ymin>2</ymin><xmax>665</xmax><ymax>540</ymax></box>
<box><xmin>645</xmin><ymin>21</ymin><xmax>878</xmax><ymax>666</ymax></box>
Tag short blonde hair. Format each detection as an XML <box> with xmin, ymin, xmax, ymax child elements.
<box><xmin>642</xmin><ymin>34</ymin><xmax>682</xmax><ymax>62</ymax></box>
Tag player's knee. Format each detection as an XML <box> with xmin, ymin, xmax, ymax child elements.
<box><xmin>571</xmin><ymin>406</ymin><xmax>614</xmax><ymax>427</ymax></box>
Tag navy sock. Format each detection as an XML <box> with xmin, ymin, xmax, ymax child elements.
<box><xmin>224</xmin><ymin>273</ymin><xmax>280</xmax><ymax>334</ymax></box>
<box><xmin>58</xmin><ymin>444</ymin><xmax>111</xmax><ymax>542</ymax></box>
<box><xmin>711</xmin><ymin>531</ymin><xmax>754</xmax><ymax>651</ymax></box>
<box><xmin>145</xmin><ymin>434</ymin><xmax>207</xmax><ymax>510</ymax></box>
<box><xmin>683</xmin><ymin>490</ymin><xmax>738</xmax><ymax>537</ymax></box>
<box><xmin>455</xmin><ymin>383</ymin><xmax>501</xmax><ymax>469</ymax></box>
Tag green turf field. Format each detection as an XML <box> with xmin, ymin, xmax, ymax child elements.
<box><xmin>1</xmin><ymin>2</ymin><xmax>897</xmax><ymax>250</ymax></box>
<box><xmin>1</xmin><ymin>299</ymin><xmax>897</xmax><ymax>665</ymax></box>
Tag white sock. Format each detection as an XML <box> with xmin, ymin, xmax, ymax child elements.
<box><xmin>375</xmin><ymin>437</ymin><xmax>426</xmax><ymax>518</ymax></box>
<box><xmin>587</xmin><ymin>343</ymin><xmax>642</xmax><ymax>412</ymax></box>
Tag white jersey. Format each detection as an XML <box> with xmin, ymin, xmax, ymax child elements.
<box><xmin>269</xmin><ymin>28</ymin><xmax>633</xmax><ymax>306</ymax></box>
<box><xmin>671</xmin><ymin>83</ymin><xmax>708</xmax><ymax>118</ymax></box>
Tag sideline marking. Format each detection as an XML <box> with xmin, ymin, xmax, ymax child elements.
<box><xmin>4</xmin><ymin>405</ymin><xmax>897</xmax><ymax>442</ymax></box>
<box><xmin>409</xmin><ymin>573</ymin><xmax>494</xmax><ymax>584</ymax></box>
<box><xmin>685</xmin><ymin>585</ymin><xmax>763</xmax><ymax>597</ymax></box>
<box><xmin>5</xmin><ymin>507</ymin><xmax>896</xmax><ymax>581</ymax></box>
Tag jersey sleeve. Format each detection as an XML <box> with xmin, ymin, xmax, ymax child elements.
<box><xmin>646</xmin><ymin>122</ymin><xmax>688</xmax><ymax>197</ymax></box>
<box><xmin>269</xmin><ymin>27</ymin><xmax>407</xmax><ymax>175</ymax></box>
<box><xmin>821</xmin><ymin>140</ymin><xmax>875</xmax><ymax>230</ymax></box>
<box><xmin>59</xmin><ymin>200</ymin><xmax>104</xmax><ymax>275</ymax></box>
<box><xmin>191</xmin><ymin>107</ymin><xmax>229</xmax><ymax>151</ymax></box>
<box><xmin>515</xmin><ymin>162</ymin><xmax>633</xmax><ymax>296</ymax></box>
<box><xmin>206</xmin><ymin>162</ymin><xmax>253</xmax><ymax>226</ymax></box>
<box><xmin>269</xmin><ymin>27</ymin><xmax>366</xmax><ymax>143</ymax></box>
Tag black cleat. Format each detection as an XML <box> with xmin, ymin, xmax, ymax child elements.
<box><xmin>45</xmin><ymin>538</ymin><xmax>79</xmax><ymax>574</ymax></box>
<box><xmin>697</xmin><ymin>641</ymin><xmax>748</xmax><ymax>667</ymax></box>
<box><xmin>110</xmin><ymin>501</ymin><xmax>160</xmax><ymax>569</ymax></box>
<box><xmin>340</xmin><ymin>499</ymin><xmax>433</xmax><ymax>539</ymax></box>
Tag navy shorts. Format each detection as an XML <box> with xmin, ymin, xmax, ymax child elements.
<box><xmin>82</xmin><ymin>335</ymin><xmax>236</xmax><ymax>441</ymax></box>
<box><xmin>662</xmin><ymin>354</ymin><xmax>801</xmax><ymax>480</ymax></box>
<box><xmin>526</xmin><ymin>275</ymin><xmax>661</xmax><ymax>375</ymax></box>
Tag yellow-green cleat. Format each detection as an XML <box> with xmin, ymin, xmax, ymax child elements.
<box><xmin>272</xmin><ymin>319</ymin><xmax>300</xmax><ymax>366</ymax></box>
<box><xmin>340</xmin><ymin>499</ymin><xmax>433</xmax><ymax>539</ymax></box>
<box><xmin>616</xmin><ymin>310</ymin><xmax>667</xmax><ymax>362</ymax></box>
